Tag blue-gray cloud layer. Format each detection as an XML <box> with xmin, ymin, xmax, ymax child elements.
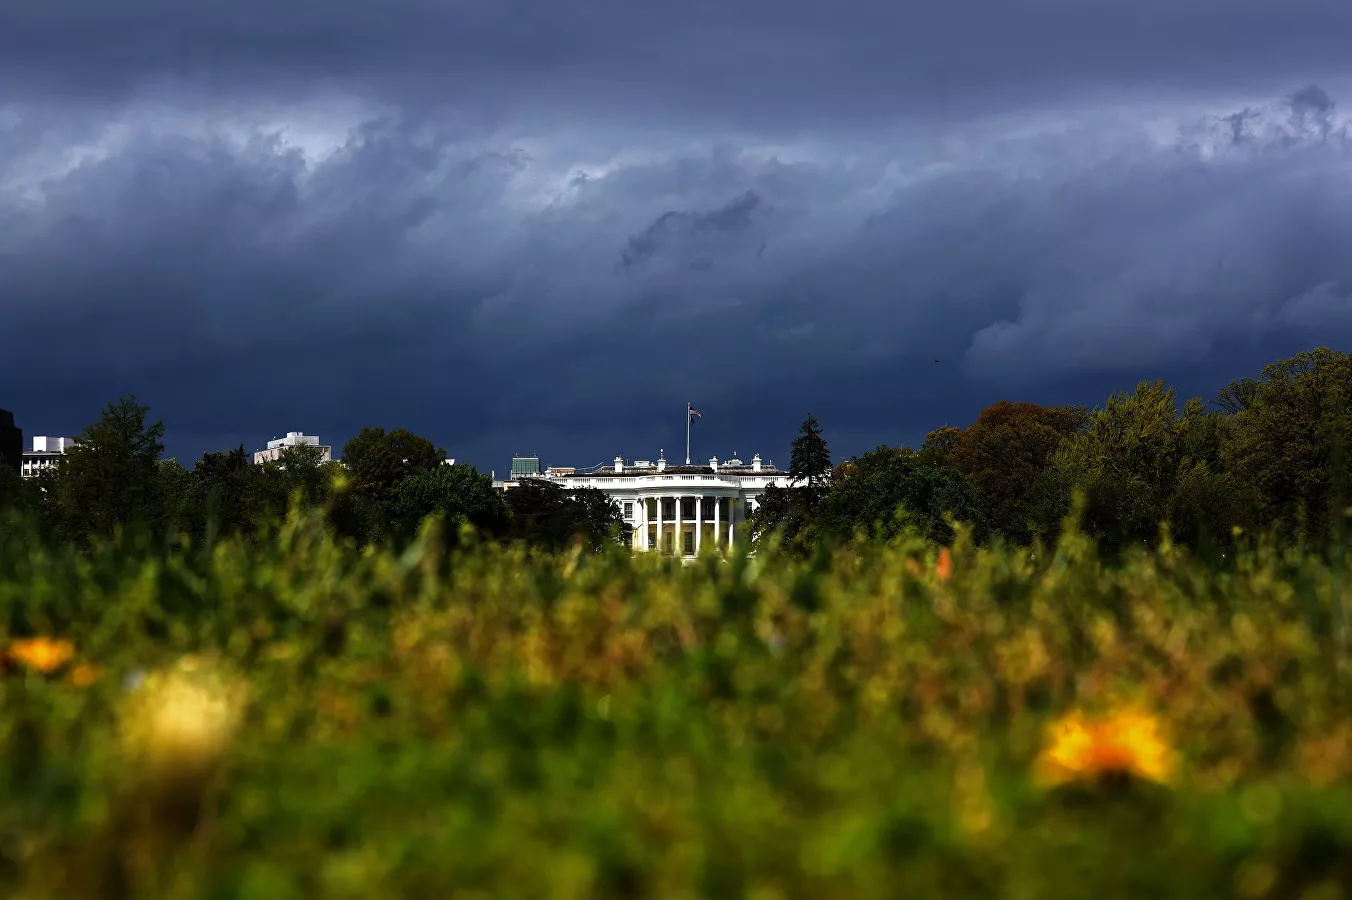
<box><xmin>3</xmin><ymin>1</ymin><xmax>1352</xmax><ymax>468</ymax></box>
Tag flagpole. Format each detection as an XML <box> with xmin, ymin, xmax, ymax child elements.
<box><xmin>685</xmin><ymin>402</ymin><xmax>691</xmax><ymax>465</ymax></box>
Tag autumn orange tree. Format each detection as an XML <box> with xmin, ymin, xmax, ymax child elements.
<box><xmin>921</xmin><ymin>401</ymin><xmax>1085</xmax><ymax>545</ymax></box>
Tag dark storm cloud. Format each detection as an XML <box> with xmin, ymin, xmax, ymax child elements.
<box><xmin>7</xmin><ymin>84</ymin><xmax>1352</xmax><ymax>468</ymax></box>
<box><xmin>618</xmin><ymin>190</ymin><xmax>765</xmax><ymax>273</ymax></box>
<box><xmin>4</xmin><ymin>0</ymin><xmax>1352</xmax><ymax>125</ymax></box>
<box><xmin>5</xmin><ymin>0</ymin><xmax>1352</xmax><ymax>467</ymax></box>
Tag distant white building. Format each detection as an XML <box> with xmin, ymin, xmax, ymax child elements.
<box><xmin>544</xmin><ymin>450</ymin><xmax>791</xmax><ymax>555</ymax></box>
<box><xmin>253</xmin><ymin>432</ymin><xmax>333</xmax><ymax>465</ymax></box>
<box><xmin>21</xmin><ymin>436</ymin><xmax>78</xmax><ymax>479</ymax></box>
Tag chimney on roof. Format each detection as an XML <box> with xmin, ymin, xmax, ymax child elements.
<box><xmin>752</xmin><ymin>454</ymin><xmax>762</xmax><ymax>473</ymax></box>
<box><xmin>657</xmin><ymin>450</ymin><xmax>666</xmax><ymax>472</ymax></box>
<box><xmin>614</xmin><ymin>456</ymin><xmax>624</xmax><ymax>474</ymax></box>
<box><xmin>709</xmin><ymin>455</ymin><xmax>719</xmax><ymax>472</ymax></box>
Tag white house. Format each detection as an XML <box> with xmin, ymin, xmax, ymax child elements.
<box><xmin>545</xmin><ymin>451</ymin><xmax>792</xmax><ymax>555</ymax></box>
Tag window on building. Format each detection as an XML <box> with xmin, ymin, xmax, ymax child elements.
<box><xmin>683</xmin><ymin>530</ymin><xmax>694</xmax><ymax>555</ymax></box>
<box><xmin>648</xmin><ymin>527</ymin><xmax>657</xmax><ymax>550</ymax></box>
<box><xmin>623</xmin><ymin>501</ymin><xmax>633</xmax><ymax>519</ymax></box>
<box><xmin>664</xmin><ymin>531</ymin><xmax>674</xmax><ymax>553</ymax></box>
<box><xmin>745</xmin><ymin>500</ymin><xmax>754</xmax><ymax>519</ymax></box>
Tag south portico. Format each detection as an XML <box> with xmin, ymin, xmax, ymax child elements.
<box><xmin>636</xmin><ymin>491</ymin><xmax>739</xmax><ymax>555</ymax></box>
<box><xmin>543</xmin><ymin>450</ymin><xmax>789</xmax><ymax>556</ymax></box>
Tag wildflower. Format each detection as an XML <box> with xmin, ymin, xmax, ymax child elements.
<box><xmin>935</xmin><ymin>548</ymin><xmax>954</xmax><ymax>581</ymax></box>
<box><xmin>1035</xmin><ymin>707</ymin><xmax>1174</xmax><ymax>787</ymax></box>
<box><xmin>6</xmin><ymin>637</ymin><xmax>76</xmax><ymax>673</ymax></box>
<box><xmin>69</xmin><ymin>663</ymin><xmax>99</xmax><ymax>688</ymax></box>
<box><xmin>119</xmin><ymin>657</ymin><xmax>245</xmax><ymax>781</ymax></box>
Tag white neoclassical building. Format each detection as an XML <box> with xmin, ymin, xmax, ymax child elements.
<box><xmin>543</xmin><ymin>451</ymin><xmax>792</xmax><ymax>555</ymax></box>
<box><xmin>253</xmin><ymin>432</ymin><xmax>333</xmax><ymax>465</ymax></box>
<box><xmin>21</xmin><ymin>436</ymin><xmax>78</xmax><ymax>479</ymax></box>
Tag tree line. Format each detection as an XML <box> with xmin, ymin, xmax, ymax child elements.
<box><xmin>5</xmin><ymin>344</ymin><xmax>1350</xmax><ymax>560</ymax></box>
<box><xmin>0</xmin><ymin>406</ymin><xmax>628</xmax><ymax>553</ymax></box>
<box><xmin>752</xmin><ymin>346</ymin><xmax>1352</xmax><ymax>560</ymax></box>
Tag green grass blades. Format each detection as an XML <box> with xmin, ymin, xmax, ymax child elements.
<box><xmin>3</xmin><ymin>514</ymin><xmax>1352</xmax><ymax>899</ymax></box>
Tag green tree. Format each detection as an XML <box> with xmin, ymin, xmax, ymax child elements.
<box><xmin>273</xmin><ymin>444</ymin><xmax>333</xmax><ymax>509</ymax></box>
<box><xmin>747</xmin><ymin>482</ymin><xmax>816</xmax><ymax>551</ymax></box>
<box><xmin>570</xmin><ymin>486</ymin><xmax>631</xmax><ymax>552</ymax></box>
<box><xmin>386</xmin><ymin>463</ymin><xmax>510</xmax><ymax>544</ymax></box>
<box><xmin>1054</xmin><ymin>382</ymin><xmax>1246</xmax><ymax>554</ymax></box>
<box><xmin>157</xmin><ymin>458</ymin><xmax>195</xmax><ymax>540</ymax></box>
<box><xmin>341</xmin><ymin>427</ymin><xmax>446</xmax><ymax>500</ymax></box>
<box><xmin>816</xmin><ymin>446</ymin><xmax>982</xmax><ymax>546</ymax></box>
<box><xmin>1225</xmin><ymin>347</ymin><xmax>1352</xmax><ymax>542</ymax></box>
<box><xmin>916</xmin><ymin>425</ymin><xmax>961</xmax><ymax>469</ymax></box>
<box><xmin>50</xmin><ymin>395</ymin><xmax>166</xmax><ymax>544</ymax></box>
<box><xmin>182</xmin><ymin>445</ymin><xmax>280</xmax><ymax>544</ymax></box>
<box><xmin>506</xmin><ymin>482</ymin><xmax>628</xmax><ymax>552</ymax></box>
<box><xmin>789</xmin><ymin>414</ymin><xmax>832</xmax><ymax>495</ymax></box>
<box><xmin>1214</xmin><ymin>377</ymin><xmax>1261</xmax><ymax>415</ymax></box>
<box><xmin>0</xmin><ymin>460</ymin><xmax>40</xmax><ymax>538</ymax></box>
<box><xmin>754</xmin><ymin>414</ymin><xmax>835</xmax><ymax>552</ymax></box>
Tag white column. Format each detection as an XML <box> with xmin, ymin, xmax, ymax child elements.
<box><xmin>713</xmin><ymin>496</ymin><xmax>721</xmax><ymax>547</ymax></box>
<box><xmin>655</xmin><ymin>496</ymin><xmax>662</xmax><ymax>553</ymax></box>
<box><xmin>675</xmin><ymin>494</ymin><xmax>683</xmax><ymax>556</ymax></box>
<box><xmin>728</xmin><ymin>497</ymin><xmax>734</xmax><ymax>547</ymax></box>
<box><xmin>695</xmin><ymin>495</ymin><xmax>703</xmax><ymax>554</ymax></box>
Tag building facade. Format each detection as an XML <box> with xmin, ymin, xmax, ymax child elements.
<box><xmin>0</xmin><ymin>409</ymin><xmax>20</xmax><ymax>476</ymax></box>
<box><xmin>547</xmin><ymin>452</ymin><xmax>791</xmax><ymax>555</ymax></box>
<box><xmin>253</xmin><ymin>432</ymin><xmax>333</xmax><ymax>465</ymax></box>
<box><xmin>21</xmin><ymin>436</ymin><xmax>77</xmax><ymax>479</ymax></box>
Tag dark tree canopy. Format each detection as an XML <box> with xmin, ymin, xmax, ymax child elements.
<box><xmin>750</xmin><ymin>414</ymin><xmax>835</xmax><ymax>551</ymax></box>
<box><xmin>931</xmin><ymin>401</ymin><xmax>1085</xmax><ymax>544</ymax></box>
<box><xmin>816</xmin><ymin>446</ymin><xmax>981</xmax><ymax>546</ymax></box>
<box><xmin>1225</xmin><ymin>347</ymin><xmax>1352</xmax><ymax>540</ymax></box>
<box><xmin>341</xmin><ymin>427</ymin><xmax>446</xmax><ymax>499</ymax></box>
<box><xmin>51</xmin><ymin>395</ymin><xmax>165</xmax><ymax>544</ymax></box>
<box><xmin>386</xmin><ymin>463</ymin><xmax>510</xmax><ymax>543</ymax></box>
<box><xmin>747</xmin><ymin>482</ymin><xmax>815</xmax><ymax>550</ymax></box>
<box><xmin>506</xmin><ymin>481</ymin><xmax>628</xmax><ymax>552</ymax></box>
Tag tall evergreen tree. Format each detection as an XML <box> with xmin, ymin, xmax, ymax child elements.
<box><xmin>789</xmin><ymin>414</ymin><xmax>832</xmax><ymax>493</ymax></box>
<box><xmin>52</xmin><ymin>395</ymin><xmax>166</xmax><ymax>544</ymax></box>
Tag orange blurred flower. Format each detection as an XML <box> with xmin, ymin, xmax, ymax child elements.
<box><xmin>1035</xmin><ymin>707</ymin><xmax>1174</xmax><ymax>786</ymax></box>
<box><xmin>70</xmin><ymin>664</ymin><xmax>99</xmax><ymax>688</ymax></box>
<box><xmin>6</xmin><ymin>637</ymin><xmax>76</xmax><ymax>673</ymax></box>
<box><xmin>935</xmin><ymin>548</ymin><xmax>954</xmax><ymax>581</ymax></box>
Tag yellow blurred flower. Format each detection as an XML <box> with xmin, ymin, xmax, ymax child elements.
<box><xmin>6</xmin><ymin>637</ymin><xmax>76</xmax><ymax>673</ymax></box>
<box><xmin>1035</xmin><ymin>707</ymin><xmax>1174</xmax><ymax>786</ymax></box>
<box><xmin>119</xmin><ymin>657</ymin><xmax>246</xmax><ymax>779</ymax></box>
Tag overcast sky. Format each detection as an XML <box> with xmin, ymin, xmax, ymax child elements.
<box><xmin>5</xmin><ymin>0</ymin><xmax>1352</xmax><ymax>472</ymax></box>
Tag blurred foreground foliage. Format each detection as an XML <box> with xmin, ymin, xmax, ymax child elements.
<box><xmin>4</xmin><ymin>504</ymin><xmax>1352</xmax><ymax>899</ymax></box>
